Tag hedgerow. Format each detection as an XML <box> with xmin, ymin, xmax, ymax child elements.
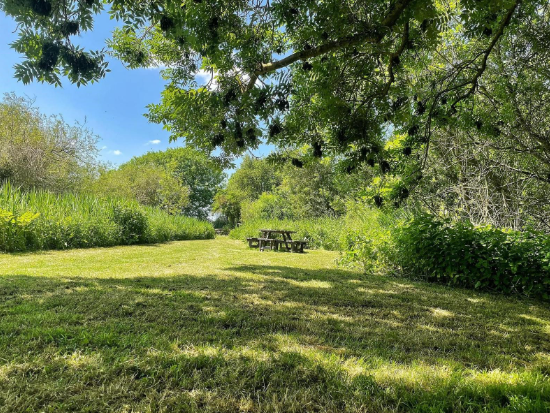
<box><xmin>394</xmin><ymin>214</ymin><xmax>550</xmax><ymax>300</ymax></box>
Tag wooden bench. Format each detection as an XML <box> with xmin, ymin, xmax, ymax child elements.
<box><xmin>247</xmin><ymin>237</ymin><xmax>260</xmax><ymax>248</ymax></box>
<box><xmin>259</xmin><ymin>238</ymin><xmax>280</xmax><ymax>252</ymax></box>
<box><xmin>290</xmin><ymin>240</ymin><xmax>307</xmax><ymax>253</ymax></box>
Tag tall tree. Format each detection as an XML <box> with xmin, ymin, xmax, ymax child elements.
<box><xmin>398</xmin><ymin>8</ymin><xmax>550</xmax><ymax>229</ymax></box>
<box><xmin>2</xmin><ymin>1</ymin><xmax>543</xmax><ymax>159</ymax></box>
<box><xmin>213</xmin><ymin>156</ymin><xmax>281</xmax><ymax>225</ymax></box>
<box><xmin>128</xmin><ymin>147</ymin><xmax>225</xmax><ymax>219</ymax></box>
<box><xmin>91</xmin><ymin>162</ymin><xmax>190</xmax><ymax>214</ymax></box>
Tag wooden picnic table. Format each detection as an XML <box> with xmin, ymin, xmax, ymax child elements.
<box><xmin>247</xmin><ymin>229</ymin><xmax>307</xmax><ymax>252</ymax></box>
<box><xmin>254</xmin><ymin>229</ymin><xmax>306</xmax><ymax>253</ymax></box>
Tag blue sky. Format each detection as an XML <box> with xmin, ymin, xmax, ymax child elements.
<box><xmin>0</xmin><ymin>11</ymin><xmax>272</xmax><ymax>170</ymax></box>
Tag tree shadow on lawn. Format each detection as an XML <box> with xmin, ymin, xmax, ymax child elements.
<box><xmin>0</xmin><ymin>267</ymin><xmax>549</xmax><ymax>412</ymax></box>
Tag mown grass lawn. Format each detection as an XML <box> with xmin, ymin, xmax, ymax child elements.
<box><xmin>0</xmin><ymin>237</ymin><xmax>549</xmax><ymax>412</ymax></box>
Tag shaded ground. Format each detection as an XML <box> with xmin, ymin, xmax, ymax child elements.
<box><xmin>0</xmin><ymin>238</ymin><xmax>549</xmax><ymax>412</ymax></box>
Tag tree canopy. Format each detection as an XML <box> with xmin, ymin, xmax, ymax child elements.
<box><xmin>92</xmin><ymin>147</ymin><xmax>224</xmax><ymax>218</ymax></box>
<box><xmin>91</xmin><ymin>162</ymin><xmax>191</xmax><ymax>215</ymax></box>
<box><xmin>126</xmin><ymin>147</ymin><xmax>225</xmax><ymax>218</ymax></box>
<box><xmin>2</xmin><ymin>0</ymin><xmax>549</xmax><ymax>206</ymax></box>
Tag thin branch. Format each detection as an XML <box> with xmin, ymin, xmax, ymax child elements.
<box><xmin>491</xmin><ymin>161</ymin><xmax>550</xmax><ymax>184</ymax></box>
<box><xmin>452</xmin><ymin>0</ymin><xmax>521</xmax><ymax>105</ymax></box>
<box><xmin>420</xmin><ymin>1</ymin><xmax>521</xmax><ymax>170</ymax></box>
<box><xmin>380</xmin><ymin>20</ymin><xmax>409</xmax><ymax>97</ymax></box>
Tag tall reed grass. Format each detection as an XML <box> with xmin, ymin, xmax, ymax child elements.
<box><xmin>0</xmin><ymin>183</ymin><xmax>214</xmax><ymax>253</ymax></box>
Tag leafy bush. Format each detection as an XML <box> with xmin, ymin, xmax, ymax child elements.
<box><xmin>0</xmin><ymin>183</ymin><xmax>214</xmax><ymax>253</ymax></box>
<box><xmin>112</xmin><ymin>205</ymin><xmax>148</xmax><ymax>245</ymax></box>
<box><xmin>0</xmin><ymin>208</ymin><xmax>40</xmax><ymax>252</ymax></box>
<box><xmin>240</xmin><ymin>193</ymin><xmax>294</xmax><ymax>222</ymax></box>
<box><xmin>394</xmin><ymin>214</ymin><xmax>550</xmax><ymax>300</ymax></box>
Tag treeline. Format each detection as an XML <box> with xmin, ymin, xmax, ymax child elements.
<box><xmin>90</xmin><ymin>147</ymin><xmax>224</xmax><ymax>219</ymax></box>
<box><xmin>0</xmin><ymin>93</ymin><xmax>218</xmax><ymax>252</ymax></box>
<box><xmin>0</xmin><ymin>93</ymin><xmax>225</xmax><ymax>217</ymax></box>
<box><xmin>213</xmin><ymin>154</ymin><xmax>364</xmax><ymax>227</ymax></box>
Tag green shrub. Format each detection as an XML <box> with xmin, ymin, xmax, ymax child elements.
<box><xmin>240</xmin><ymin>193</ymin><xmax>294</xmax><ymax>222</ymax></box>
<box><xmin>394</xmin><ymin>214</ymin><xmax>550</xmax><ymax>300</ymax></box>
<box><xmin>0</xmin><ymin>208</ymin><xmax>40</xmax><ymax>252</ymax></box>
<box><xmin>112</xmin><ymin>205</ymin><xmax>148</xmax><ymax>245</ymax></box>
<box><xmin>334</xmin><ymin>204</ymin><xmax>550</xmax><ymax>300</ymax></box>
<box><xmin>337</xmin><ymin>202</ymin><xmax>404</xmax><ymax>273</ymax></box>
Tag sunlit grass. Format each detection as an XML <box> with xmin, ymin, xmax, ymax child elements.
<box><xmin>0</xmin><ymin>237</ymin><xmax>549</xmax><ymax>412</ymax></box>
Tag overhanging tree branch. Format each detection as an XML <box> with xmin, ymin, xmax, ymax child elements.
<box><xmin>244</xmin><ymin>0</ymin><xmax>414</xmax><ymax>90</ymax></box>
<box><xmin>422</xmin><ymin>0</ymin><xmax>521</xmax><ymax>169</ymax></box>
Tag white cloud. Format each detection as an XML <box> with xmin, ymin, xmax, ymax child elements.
<box><xmin>148</xmin><ymin>139</ymin><xmax>161</xmax><ymax>145</ymax></box>
<box><xmin>196</xmin><ymin>69</ymin><xmax>219</xmax><ymax>91</ymax></box>
<box><xmin>195</xmin><ymin>68</ymin><xmax>262</xmax><ymax>91</ymax></box>
<box><xmin>100</xmin><ymin>146</ymin><xmax>107</xmax><ymax>150</ymax></box>
<box><xmin>145</xmin><ymin>63</ymin><xmax>168</xmax><ymax>70</ymax></box>
<box><xmin>113</xmin><ymin>150</ymin><xmax>122</xmax><ymax>156</ymax></box>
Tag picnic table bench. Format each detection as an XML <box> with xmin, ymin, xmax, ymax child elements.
<box><xmin>247</xmin><ymin>229</ymin><xmax>307</xmax><ymax>253</ymax></box>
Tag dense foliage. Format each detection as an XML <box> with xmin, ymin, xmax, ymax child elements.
<box><xmin>0</xmin><ymin>183</ymin><xmax>214</xmax><ymax>253</ymax></box>
<box><xmin>214</xmin><ymin>155</ymin><xmax>362</xmax><ymax>226</ymax></box>
<box><xmin>93</xmin><ymin>148</ymin><xmax>224</xmax><ymax>218</ymax></box>
<box><xmin>214</xmin><ymin>156</ymin><xmax>283</xmax><ymax>226</ymax></box>
<box><xmin>404</xmin><ymin>13</ymin><xmax>550</xmax><ymax>230</ymax></box>
<box><xmin>91</xmin><ymin>162</ymin><xmax>191</xmax><ymax>215</ymax></box>
<box><xmin>338</xmin><ymin>208</ymin><xmax>550</xmax><ymax>300</ymax></box>
<box><xmin>338</xmin><ymin>203</ymin><xmax>402</xmax><ymax>274</ymax></box>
